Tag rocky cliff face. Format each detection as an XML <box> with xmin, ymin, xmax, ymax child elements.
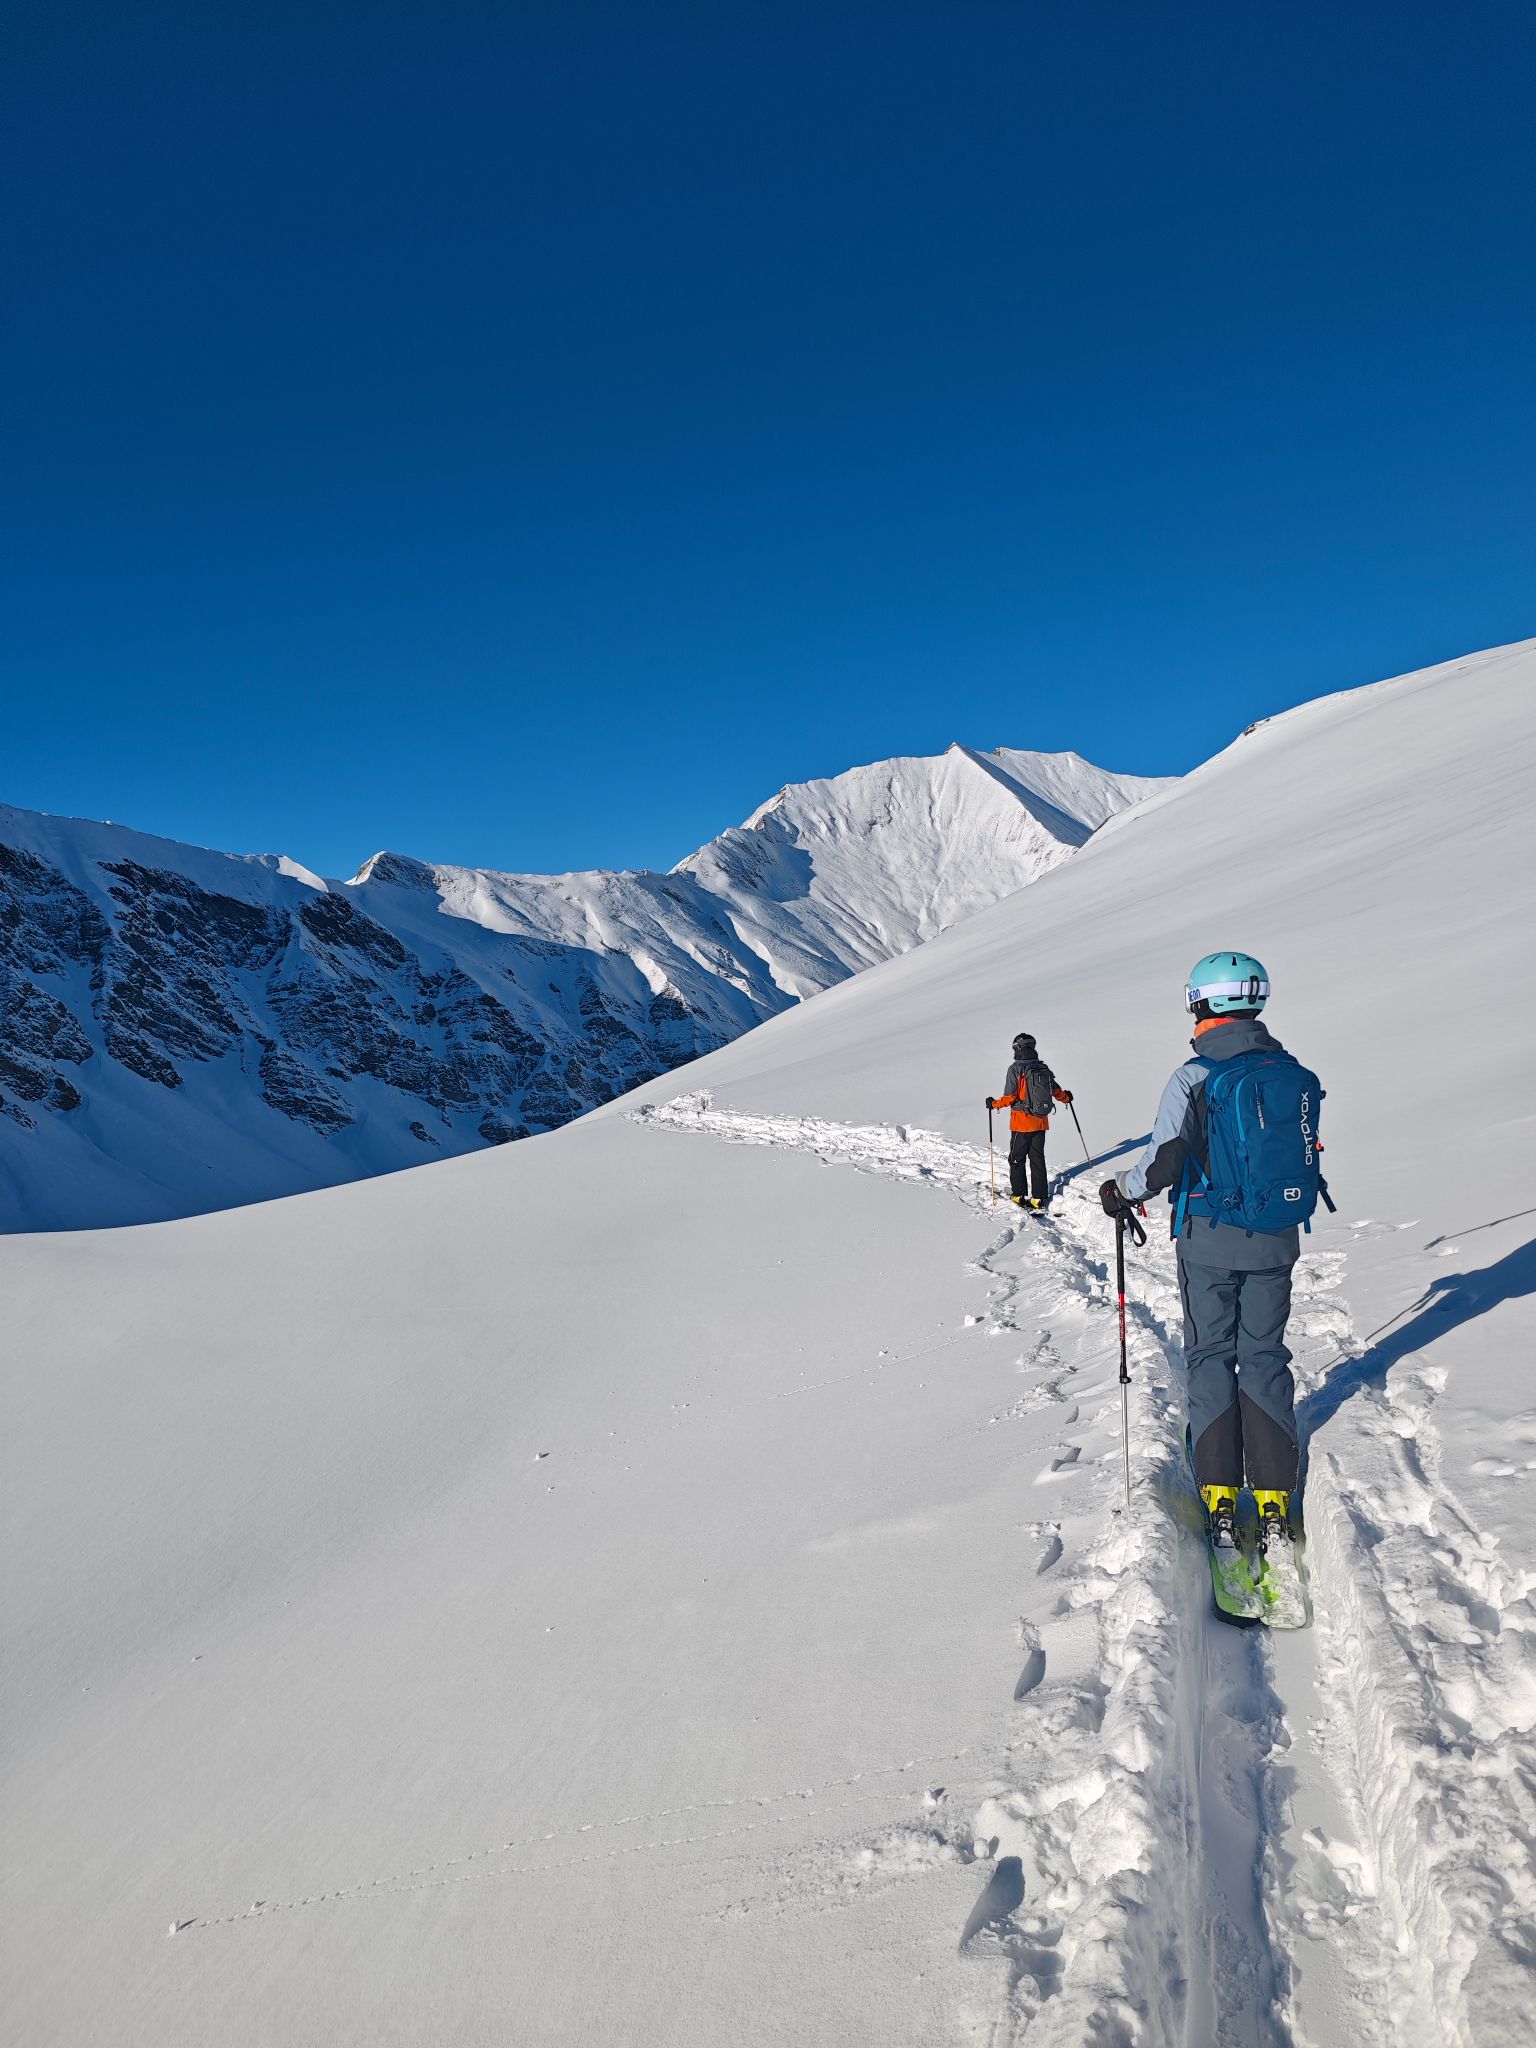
<box><xmin>0</xmin><ymin>844</ymin><xmax>105</xmax><ymax>1121</ymax></box>
<box><xmin>0</xmin><ymin>744</ymin><xmax>1169</xmax><ymax>1228</ymax></box>
<box><xmin>1</xmin><ymin>838</ymin><xmax>715</xmax><ymax>1164</ymax></box>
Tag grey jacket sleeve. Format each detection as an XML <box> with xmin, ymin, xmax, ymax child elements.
<box><xmin>1120</xmin><ymin>1060</ymin><xmax>1206</xmax><ymax>1203</ymax></box>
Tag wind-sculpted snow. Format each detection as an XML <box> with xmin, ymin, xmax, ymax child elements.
<box><xmin>0</xmin><ymin>743</ymin><xmax>1162</xmax><ymax>1229</ymax></box>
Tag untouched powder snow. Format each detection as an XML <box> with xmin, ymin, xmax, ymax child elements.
<box><xmin>3</xmin><ymin>639</ymin><xmax>1534</xmax><ymax>2046</ymax></box>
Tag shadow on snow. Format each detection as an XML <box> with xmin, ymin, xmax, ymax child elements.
<box><xmin>1300</xmin><ymin>1232</ymin><xmax>1536</xmax><ymax>1441</ymax></box>
<box><xmin>1053</xmin><ymin>1133</ymin><xmax>1152</xmax><ymax>1188</ymax></box>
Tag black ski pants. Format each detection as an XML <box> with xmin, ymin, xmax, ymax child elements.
<box><xmin>1009</xmin><ymin>1129</ymin><xmax>1047</xmax><ymax>1202</ymax></box>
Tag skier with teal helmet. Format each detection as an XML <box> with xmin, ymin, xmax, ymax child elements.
<box><xmin>1099</xmin><ymin>952</ymin><xmax>1329</xmax><ymax>1615</ymax></box>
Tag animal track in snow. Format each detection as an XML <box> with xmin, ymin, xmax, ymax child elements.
<box><xmin>173</xmin><ymin>1745</ymin><xmax>979</xmax><ymax>1936</ymax></box>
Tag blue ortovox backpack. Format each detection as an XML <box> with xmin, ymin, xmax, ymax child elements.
<box><xmin>1175</xmin><ymin>1049</ymin><xmax>1335</xmax><ymax>1237</ymax></box>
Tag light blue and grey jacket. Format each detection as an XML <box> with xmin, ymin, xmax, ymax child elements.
<box><xmin>1117</xmin><ymin>1016</ymin><xmax>1300</xmax><ymax>1272</ymax></box>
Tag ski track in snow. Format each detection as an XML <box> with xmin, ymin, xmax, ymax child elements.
<box><xmin>634</xmin><ymin>1093</ymin><xmax>1536</xmax><ymax>2047</ymax></box>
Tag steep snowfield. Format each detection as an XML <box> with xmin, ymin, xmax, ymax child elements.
<box><xmin>3</xmin><ymin>639</ymin><xmax>1533</xmax><ymax>2046</ymax></box>
<box><xmin>0</xmin><ymin>744</ymin><xmax>1162</xmax><ymax>1230</ymax></box>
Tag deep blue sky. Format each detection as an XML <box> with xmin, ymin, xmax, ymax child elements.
<box><xmin>4</xmin><ymin>1</ymin><xmax>1532</xmax><ymax>878</ymax></box>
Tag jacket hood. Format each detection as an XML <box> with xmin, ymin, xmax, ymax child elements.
<box><xmin>1191</xmin><ymin>1017</ymin><xmax>1285</xmax><ymax>1062</ymax></box>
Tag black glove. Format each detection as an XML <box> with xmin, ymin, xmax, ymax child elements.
<box><xmin>1101</xmin><ymin>1178</ymin><xmax>1149</xmax><ymax>1243</ymax></box>
<box><xmin>985</xmin><ymin>1097</ymin><xmax>996</xmax><ymax>1111</ymax></box>
<box><xmin>1060</xmin><ymin>1090</ymin><xmax>1073</xmax><ymax>1104</ymax></box>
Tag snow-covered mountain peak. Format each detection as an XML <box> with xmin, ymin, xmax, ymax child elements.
<box><xmin>669</xmin><ymin>740</ymin><xmax>1170</xmax><ymax>997</ymax></box>
<box><xmin>348</xmin><ymin>849</ymin><xmax>439</xmax><ymax>892</ymax></box>
<box><xmin>0</xmin><ymin>736</ymin><xmax>1168</xmax><ymax>1228</ymax></box>
<box><xmin>699</xmin><ymin>741</ymin><xmax>1163</xmax><ymax>862</ymax></box>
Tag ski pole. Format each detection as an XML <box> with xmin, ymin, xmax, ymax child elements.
<box><xmin>987</xmin><ymin>1104</ymin><xmax>997</xmax><ymax>1207</ymax></box>
<box><xmin>1068</xmin><ymin>1098</ymin><xmax>1092</xmax><ymax>1169</ymax></box>
<box><xmin>1114</xmin><ymin>1202</ymin><xmax>1148</xmax><ymax>1508</ymax></box>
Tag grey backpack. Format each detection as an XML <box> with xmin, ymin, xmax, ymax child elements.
<box><xmin>1021</xmin><ymin>1061</ymin><xmax>1055</xmax><ymax>1118</ymax></box>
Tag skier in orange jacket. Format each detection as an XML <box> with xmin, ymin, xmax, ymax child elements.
<box><xmin>986</xmin><ymin>1033</ymin><xmax>1073</xmax><ymax>1211</ymax></box>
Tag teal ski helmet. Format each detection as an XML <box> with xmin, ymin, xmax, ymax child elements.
<box><xmin>1186</xmin><ymin>951</ymin><xmax>1270</xmax><ymax>1015</ymax></box>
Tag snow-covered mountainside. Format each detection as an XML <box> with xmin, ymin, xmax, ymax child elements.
<box><xmin>0</xmin><ymin>746</ymin><xmax>1163</xmax><ymax>1230</ymax></box>
<box><xmin>4</xmin><ymin>640</ymin><xmax>1533</xmax><ymax>2048</ymax></box>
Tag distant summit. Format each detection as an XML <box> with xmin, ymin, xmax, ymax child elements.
<box><xmin>672</xmin><ymin>744</ymin><xmax>1165</xmax><ymax>998</ymax></box>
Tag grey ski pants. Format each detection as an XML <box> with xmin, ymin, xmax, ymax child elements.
<box><xmin>1177</xmin><ymin>1251</ymin><xmax>1298</xmax><ymax>1491</ymax></box>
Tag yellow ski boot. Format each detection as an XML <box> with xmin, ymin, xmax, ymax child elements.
<box><xmin>1199</xmin><ymin>1486</ymin><xmax>1259</xmax><ymax>1621</ymax></box>
<box><xmin>1251</xmin><ymin>1488</ymin><xmax>1309</xmax><ymax>1628</ymax></box>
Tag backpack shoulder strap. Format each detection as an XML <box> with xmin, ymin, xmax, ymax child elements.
<box><xmin>1168</xmin><ymin>1058</ymin><xmax>1213</xmax><ymax>1239</ymax></box>
<box><xmin>1172</xmin><ymin>1153</ymin><xmax>1213</xmax><ymax>1239</ymax></box>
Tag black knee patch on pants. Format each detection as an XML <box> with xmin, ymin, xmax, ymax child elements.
<box><xmin>1193</xmin><ymin>1406</ymin><xmax>1242</xmax><ymax>1489</ymax></box>
<box><xmin>1238</xmin><ymin>1391</ymin><xmax>1298</xmax><ymax>1491</ymax></box>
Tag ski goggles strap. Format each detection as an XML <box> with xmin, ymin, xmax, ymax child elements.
<box><xmin>1185</xmin><ymin>975</ymin><xmax>1270</xmax><ymax>1010</ymax></box>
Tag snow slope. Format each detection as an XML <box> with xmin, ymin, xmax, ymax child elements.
<box><xmin>0</xmin><ymin>744</ymin><xmax>1163</xmax><ymax>1230</ymax></box>
<box><xmin>3</xmin><ymin>638</ymin><xmax>1533</xmax><ymax>2046</ymax></box>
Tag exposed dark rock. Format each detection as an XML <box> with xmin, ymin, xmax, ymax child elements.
<box><xmin>298</xmin><ymin>891</ymin><xmax>409</xmax><ymax>972</ymax></box>
<box><xmin>1</xmin><ymin>852</ymin><xmax>108</xmax><ymax>1123</ymax></box>
<box><xmin>99</xmin><ymin>860</ymin><xmax>287</xmax><ymax>1086</ymax></box>
<box><xmin>520</xmin><ymin>1068</ymin><xmax>584</xmax><ymax>1129</ymax></box>
<box><xmin>476</xmin><ymin>1113</ymin><xmax>526</xmax><ymax>1145</ymax></box>
<box><xmin>1</xmin><ymin>844</ymin><xmax>111</xmax><ymax>982</ymax></box>
<box><xmin>1</xmin><ymin>976</ymin><xmax>93</xmax><ymax>1075</ymax></box>
<box><xmin>257</xmin><ymin>1043</ymin><xmax>354</xmax><ymax>1134</ymax></box>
